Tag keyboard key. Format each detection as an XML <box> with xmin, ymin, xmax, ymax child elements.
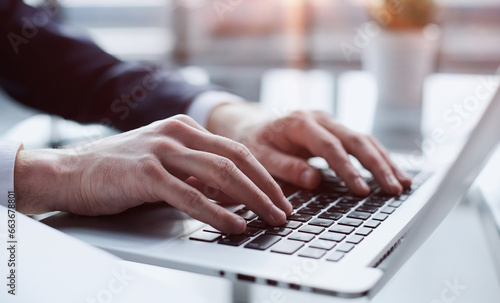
<box><xmin>397</xmin><ymin>194</ymin><xmax>409</xmax><ymax>201</ymax></box>
<box><xmin>330</xmin><ymin>186</ymin><xmax>350</xmax><ymax>194</ymax></box>
<box><xmin>203</xmin><ymin>226</ymin><xmax>223</xmax><ymax>234</ymax></box>
<box><xmin>298</xmin><ymin>247</ymin><xmax>326</xmax><ymax>259</ymax></box>
<box><xmin>355</xmin><ymin>227</ymin><xmax>373</xmax><ymax>236</ymax></box>
<box><xmin>271</xmin><ymin>240</ymin><xmax>304</xmax><ymax>255</ymax></box>
<box><xmin>299</xmin><ymin>225</ymin><xmax>325</xmax><ymax>235</ymax></box>
<box><xmin>342</xmin><ymin>196</ymin><xmax>364</xmax><ymax>202</ymax></box>
<box><xmin>337</xmin><ymin>243</ymin><xmax>355</xmax><ymax>253</ymax></box>
<box><xmin>244</xmin><ymin>235</ymin><xmax>281</xmax><ymax>250</ymax></box>
<box><xmin>381</xmin><ymin>206</ymin><xmax>396</xmax><ymax>214</ymax></box>
<box><xmin>373</xmin><ymin>191</ymin><xmax>394</xmax><ymax>200</ymax></box>
<box><xmin>362</xmin><ymin>199</ymin><xmax>386</xmax><ymax>207</ymax></box>
<box><xmin>336</xmin><ymin>198</ymin><xmax>361</xmax><ymax>207</ymax></box>
<box><xmin>346</xmin><ymin>235</ymin><xmax>364</xmax><ymax>244</ymax></box>
<box><xmin>364</xmin><ymin>220</ymin><xmax>381</xmax><ymax>229</ymax></box>
<box><xmin>288</xmin><ymin>213</ymin><xmax>313</xmax><ymax>222</ymax></box>
<box><xmin>283</xmin><ymin>221</ymin><xmax>302</xmax><ymax>229</ymax></box>
<box><xmin>347</xmin><ymin>211</ymin><xmax>371</xmax><ymax>220</ymax></box>
<box><xmin>328</xmin><ymin>205</ymin><xmax>351</xmax><ymax>214</ymax></box>
<box><xmin>243</xmin><ymin>227</ymin><xmax>262</xmax><ymax>236</ymax></box>
<box><xmin>248</xmin><ymin>219</ymin><xmax>269</xmax><ymax>229</ymax></box>
<box><xmin>219</xmin><ymin>234</ymin><xmax>251</xmax><ymax>246</ymax></box>
<box><xmin>310</xmin><ymin>239</ymin><xmax>336</xmax><ymax>250</ymax></box>
<box><xmin>297</xmin><ymin>207</ymin><xmax>321</xmax><ymax>215</ymax></box>
<box><xmin>235</xmin><ymin>209</ymin><xmax>257</xmax><ymax>221</ymax></box>
<box><xmin>189</xmin><ymin>231</ymin><xmax>222</xmax><ymax>242</ymax></box>
<box><xmin>266</xmin><ymin>227</ymin><xmax>293</xmax><ymax>237</ymax></box>
<box><xmin>389</xmin><ymin>201</ymin><xmax>402</xmax><ymax>208</ymax></box>
<box><xmin>326</xmin><ymin>251</ymin><xmax>345</xmax><ymax>262</ymax></box>
<box><xmin>318</xmin><ymin>211</ymin><xmax>343</xmax><ymax>221</ymax></box>
<box><xmin>315</xmin><ymin>193</ymin><xmax>340</xmax><ymax>201</ymax></box>
<box><xmin>308</xmin><ymin>200</ymin><xmax>331</xmax><ymax>208</ymax></box>
<box><xmin>356</xmin><ymin>205</ymin><xmax>379</xmax><ymax>213</ymax></box>
<box><xmin>309</xmin><ymin>218</ymin><xmax>335</xmax><ymax>228</ymax></box>
<box><xmin>329</xmin><ymin>225</ymin><xmax>355</xmax><ymax>234</ymax></box>
<box><xmin>319</xmin><ymin>232</ymin><xmax>346</xmax><ymax>242</ymax></box>
<box><xmin>373</xmin><ymin>213</ymin><xmax>388</xmax><ymax>221</ymax></box>
<box><xmin>294</xmin><ymin>191</ymin><xmax>316</xmax><ymax>200</ymax></box>
<box><xmin>288</xmin><ymin>232</ymin><xmax>315</xmax><ymax>242</ymax></box>
<box><xmin>338</xmin><ymin>218</ymin><xmax>363</xmax><ymax>227</ymax></box>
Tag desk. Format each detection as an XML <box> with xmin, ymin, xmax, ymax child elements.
<box><xmin>3</xmin><ymin>70</ymin><xmax>500</xmax><ymax>302</ymax></box>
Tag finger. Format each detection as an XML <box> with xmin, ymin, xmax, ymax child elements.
<box><xmin>153</xmin><ymin>169</ymin><xmax>246</xmax><ymax>234</ymax></box>
<box><xmin>317</xmin><ymin>120</ymin><xmax>403</xmax><ymax>195</ymax></box>
<box><xmin>154</xmin><ymin>120</ymin><xmax>290</xmax><ymax>222</ymax></box>
<box><xmin>184</xmin><ymin>177</ymin><xmax>239</xmax><ymax>205</ymax></box>
<box><xmin>255</xmin><ymin>144</ymin><xmax>322</xmax><ymax>190</ymax></box>
<box><xmin>342</xmin><ymin>134</ymin><xmax>403</xmax><ymax>195</ymax></box>
<box><xmin>161</xmin><ymin>149</ymin><xmax>288</xmax><ymax>225</ymax></box>
<box><xmin>368</xmin><ymin>136</ymin><xmax>413</xmax><ymax>188</ymax></box>
<box><xmin>170</xmin><ymin>114</ymin><xmax>210</xmax><ymax>133</ymax></box>
<box><xmin>180</xmin><ymin>131</ymin><xmax>292</xmax><ymax>216</ymax></box>
<box><xmin>287</xmin><ymin>120</ymin><xmax>371</xmax><ymax>196</ymax></box>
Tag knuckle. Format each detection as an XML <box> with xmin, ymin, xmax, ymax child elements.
<box><xmin>255</xmin><ymin>191</ymin><xmax>273</xmax><ymax>208</ymax></box>
<box><xmin>312</xmin><ymin>109</ymin><xmax>327</xmax><ymax>118</ymax></box>
<box><xmin>159</xmin><ymin>118</ymin><xmax>189</xmax><ymax>135</ymax></box>
<box><xmin>321</xmin><ymin>138</ymin><xmax>343</xmax><ymax>151</ymax></box>
<box><xmin>263</xmin><ymin>175</ymin><xmax>280</xmax><ymax>193</ymax></box>
<box><xmin>214</xmin><ymin>157</ymin><xmax>238</xmax><ymax>186</ymax></box>
<box><xmin>289</xmin><ymin>110</ymin><xmax>310</xmax><ymax>125</ymax></box>
<box><xmin>283</xmin><ymin>160</ymin><xmax>306</xmax><ymax>175</ymax></box>
<box><xmin>209</xmin><ymin>206</ymin><xmax>226</xmax><ymax>228</ymax></box>
<box><xmin>364</xmin><ymin>153</ymin><xmax>380</xmax><ymax>166</ymax></box>
<box><xmin>231</xmin><ymin>141</ymin><xmax>253</xmax><ymax>163</ymax></box>
<box><xmin>348</xmin><ymin>134</ymin><xmax>371</xmax><ymax>149</ymax></box>
<box><xmin>182</xmin><ymin>189</ymin><xmax>204</xmax><ymax>213</ymax></box>
<box><xmin>173</xmin><ymin>114</ymin><xmax>196</xmax><ymax>125</ymax></box>
<box><xmin>137</xmin><ymin>156</ymin><xmax>162</xmax><ymax>176</ymax></box>
<box><xmin>149</xmin><ymin>138</ymin><xmax>173</xmax><ymax>155</ymax></box>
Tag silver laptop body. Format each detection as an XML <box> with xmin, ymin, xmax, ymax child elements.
<box><xmin>42</xmin><ymin>85</ymin><xmax>500</xmax><ymax>298</ymax></box>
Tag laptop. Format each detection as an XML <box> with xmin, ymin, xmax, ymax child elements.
<box><xmin>42</xmin><ymin>82</ymin><xmax>500</xmax><ymax>298</ymax></box>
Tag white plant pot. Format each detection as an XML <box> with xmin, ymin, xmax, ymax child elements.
<box><xmin>363</xmin><ymin>25</ymin><xmax>440</xmax><ymax>151</ymax></box>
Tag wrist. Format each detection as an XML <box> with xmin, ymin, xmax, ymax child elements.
<box><xmin>14</xmin><ymin>149</ymin><xmax>74</xmax><ymax>214</ymax></box>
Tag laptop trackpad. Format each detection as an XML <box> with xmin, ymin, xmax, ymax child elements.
<box><xmin>42</xmin><ymin>202</ymin><xmax>204</xmax><ymax>252</ymax></box>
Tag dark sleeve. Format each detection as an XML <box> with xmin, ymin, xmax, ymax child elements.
<box><xmin>0</xmin><ymin>0</ymin><xmax>216</xmax><ymax>132</ymax></box>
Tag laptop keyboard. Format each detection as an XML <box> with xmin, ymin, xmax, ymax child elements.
<box><xmin>189</xmin><ymin>169</ymin><xmax>426</xmax><ymax>263</ymax></box>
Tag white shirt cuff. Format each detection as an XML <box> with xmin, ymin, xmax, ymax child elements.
<box><xmin>0</xmin><ymin>141</ymin><xmax>23</xmax><ymax>208</ymax></box>
<box><xmin>187</xmin><ymin>91</ymin><xmax>245</xmax><ymax>128</ymax></box>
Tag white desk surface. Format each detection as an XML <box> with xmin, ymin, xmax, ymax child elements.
<box><xmin>1</xmin><ymin>70</ymin><xmax>500</xmax><ymax>302</ymax></box>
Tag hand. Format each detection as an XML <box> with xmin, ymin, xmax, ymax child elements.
<box><xmin>208</xmin><ymin>104</ymin><xmax>412</xmax><ymax>196</ymax></box>
<box><xmin>14</xmin><ymin>115</ymin><xmax>292</xmax><ymax>234</ymax></box>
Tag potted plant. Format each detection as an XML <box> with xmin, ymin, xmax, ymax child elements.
<box><xmin>363</xmin><ymin>0</ymin><xmax>440</xmax><ymax>152</ymax></box>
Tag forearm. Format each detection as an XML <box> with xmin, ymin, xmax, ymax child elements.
<box><xmin>0</xmin><ymin>0</ymin><xmax>216</xmax><ymax>132</ymax></box>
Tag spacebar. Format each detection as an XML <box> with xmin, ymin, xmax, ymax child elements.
<box><xmin>244</xmin><ymin>235</ymin><xmax>281</xmax><ymax>250</ymax></box>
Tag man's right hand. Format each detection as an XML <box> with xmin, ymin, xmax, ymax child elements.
<box><xmin>14</xmin><ymin>115</ymin><xmax>292</xmax><ymax>234</ymax></box>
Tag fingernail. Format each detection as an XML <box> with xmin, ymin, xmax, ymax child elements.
<box><xmin>300</xmin><ymin>169</ymin><xmax>313</xmax><ymax>187</ymax></box>
<box><xmin>386</xmin><ymin>174</ymin><xmax>402</xmax><ymax>194</ymax></box>
<box><xmin>271</xmin><ymin>205</ymin><xmax>286</xmax><ymax>222</ymax></box>
<box><xmin>282</xmin><ymin>197</ymin><xmax>293</xmax><ymax>215</ymax></box>
<box><xmin>235</xmin><ymin>217</ymin><xmax>246</xmax><ymax>233</ymax></box>
<box><xmin>397</xmin><ymin>169</ymin><xmax>411</xmax><ymax>180</ymax></box>
<box><xmin>355</xmin><ymin>177</ymin><xmax>370</xmax><ymax>192</ymax></box>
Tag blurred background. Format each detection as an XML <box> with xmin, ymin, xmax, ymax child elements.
<box><xmin>56</xmin><ymin>0</ymin><xmax>500</xmax><ymax>99</ymax></box>
<box><xmin>2</xmin><ymin>0</ymin><xmax>500</xmax><ymax>144</ymax></box>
